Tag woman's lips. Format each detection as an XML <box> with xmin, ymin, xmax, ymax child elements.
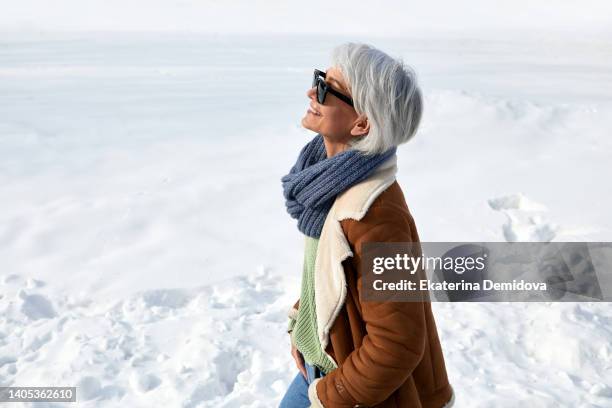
<box><xmin>307</xmin><ymin>107</ymin><xmax>321</xmax><ymax>116</ymax></box>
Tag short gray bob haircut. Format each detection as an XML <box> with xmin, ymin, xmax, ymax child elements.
<box><xmin>331</xmin><ymin>43</ymin><xmax>423</xmax><ymax>155</ymax></box>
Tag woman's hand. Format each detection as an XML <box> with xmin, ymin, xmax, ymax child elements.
<box><xmin>291</xmin><ymin>342</ymin><xmax>308</xmax><ymax>380</ymax></box>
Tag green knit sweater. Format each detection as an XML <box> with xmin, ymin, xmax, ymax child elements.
<box><xmin>288</xmin><ymin>235</ymin><xmax>337</xmax><ymax>374</ymax></box>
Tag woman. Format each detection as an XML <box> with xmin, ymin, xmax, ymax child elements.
<box><xmin>280</xmin><ymin>43</ymin><xmax>454</xmax><ymax>408</ymax></box>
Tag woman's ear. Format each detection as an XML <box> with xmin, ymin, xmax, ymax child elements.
<box><xmin>350</xmin><ymin>114</ymin><xmax>370</xmax><ymax>137</ymax></box>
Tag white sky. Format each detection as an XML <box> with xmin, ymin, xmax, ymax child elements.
<box><xmin>1</xmin><ymin>0</ymin><xmax>611</xmax><ymax>35</ymax></box>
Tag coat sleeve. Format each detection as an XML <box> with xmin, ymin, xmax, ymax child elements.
<box><xmin>289</xmin><ymin>298</ymin><xmax>300</xmax><ymax>320</ymax></box>
<box><xmin>309</xmin><ymin>204</ymin><xmax>427</xmax><ymax>408</ymax></box>
<box><xmin>287</xmin><ymin>298</ymin><xmax>300</xmax><ymax>334</ymax></box>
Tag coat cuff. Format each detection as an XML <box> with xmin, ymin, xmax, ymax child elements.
<box><xmin>287</xmin><ymin>316</ymin><xmax>297</xmax><ymax>334</ymax></box>
<box><xmin>307</xmin><ymin>378</ymin><xmax>325</xmax><ymax>407</ymax></box>
<box><xmin>288</xmin><ymin>305</ymin><xmax>299</xmax><ymax>320</ymax></box>
<box><xmin>289</xmin><ymin>332</ymin><xmax>297</xmax><ymax>348</ymax></box>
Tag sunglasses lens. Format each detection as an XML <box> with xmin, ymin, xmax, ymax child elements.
<box><xmin>317</xmin><ymin>81</ymin><xmax>326</xmax><ymax>104</ymax></box>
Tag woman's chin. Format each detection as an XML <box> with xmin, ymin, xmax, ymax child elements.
<box><xmin>301</xmin><ymin>116</ymin><xmax>318</xmax><ymax>132</ymax></box>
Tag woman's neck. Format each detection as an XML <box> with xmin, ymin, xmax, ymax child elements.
<box><xmin>323</xmin><ymin>138</ymin><xmax>350</xmax><ymax>158</ymax></box>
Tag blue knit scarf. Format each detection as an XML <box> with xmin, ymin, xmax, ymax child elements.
<box><xmin>281</xmin><ymin>134</ymin><xmax>396</xmax><ymax>238</ymax></box>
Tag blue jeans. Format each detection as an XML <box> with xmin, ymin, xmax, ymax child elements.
<box><xmin>279</xmin><ymin>362</ymin><xmax>326</xmax><ymax>408</ymax></box>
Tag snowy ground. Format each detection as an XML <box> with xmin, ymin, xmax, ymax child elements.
<box><xmin>1</xmin><ymin>31</ymin><xmax>611</xmax><ymax>407</ymax></box>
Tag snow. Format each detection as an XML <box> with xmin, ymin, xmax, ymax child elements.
<box><xmin>488</xmin><ymin>194</ymin><xmax>558</xmax><ymax>242</ymax></box>
<box><xmin>1</xmin><ymin>19</ymin><xmax>611</xmax><ymax>408</ymax></box>
<box><xmin>2</xmin><ymin>0</ymin><xmax>612</xmax><ymax>35</ymax></box>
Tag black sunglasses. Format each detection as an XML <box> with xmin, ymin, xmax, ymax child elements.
<box><xmin>312</xmin><ymin>69</ymin><xmax>354</xmax><ymax>107</ymax></box>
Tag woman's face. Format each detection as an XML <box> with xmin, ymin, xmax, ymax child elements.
<box><xmin>301</xmin><ymin>66</ymin><xmax>367</xmax><ymax>144</ymax></box>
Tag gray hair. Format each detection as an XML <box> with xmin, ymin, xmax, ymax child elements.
<box><xmin>331</xmin><ymin>43</ymin><xmax>423</xmax><ymax>155</ymax></box>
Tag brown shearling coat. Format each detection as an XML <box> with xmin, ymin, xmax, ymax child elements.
<box><xmin>293</xmin><ymin>181</ymin><xmax>454</xmax><ymax>408</ymax></box>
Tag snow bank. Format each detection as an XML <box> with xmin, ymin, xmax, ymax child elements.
<box><xmin>1</xmin><ymin>271</ymin><xmax>611</xmax><ymax>407</ymax></box>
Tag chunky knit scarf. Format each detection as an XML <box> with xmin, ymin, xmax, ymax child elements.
<box><xmin>281</xmin><ymin>134</ymin><xmax>396</xmax><ymax>238</ymax></box>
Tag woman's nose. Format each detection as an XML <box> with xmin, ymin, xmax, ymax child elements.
<box><xmin>306</xmin><ymin>87</ymin><xmax>316</xmax><ymax>99</ymax></box>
